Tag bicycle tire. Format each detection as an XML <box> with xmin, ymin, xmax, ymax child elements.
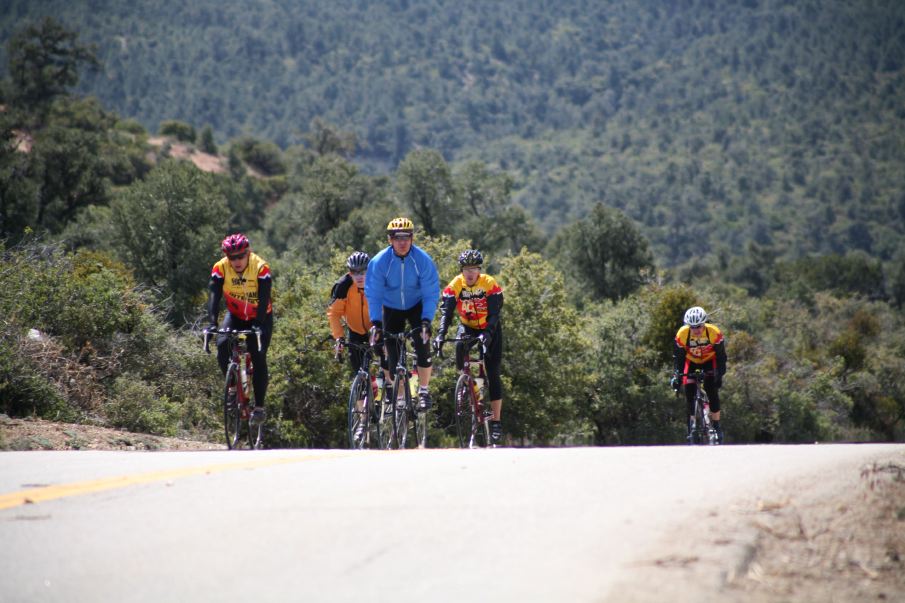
<box><xmin>348</xmin><ymin>373</ymin><xmax>370</xmax><ymax>450</ymax></box>
<box><xmin>454</xmin><ymin>374</ymin><xmax>488</xmax><ymax>448</ymax></box>
<box><xmin>392</xmin><ymin>369</ymin><xmax>409</xmax><ymax>449</ymax></box>
<box><xmin>224</xmin><ymin>363</ymin><xmax>242</xmax><ymax>450</ymax></box>
<box><xmin>377</xmin><ymin>385</ymin><xmax>394</xmax><ymax>449</ymax></box>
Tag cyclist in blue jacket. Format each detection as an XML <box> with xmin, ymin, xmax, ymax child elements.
<box><xmin>365</xmin><ymin>217</ymin><xmax>441</xmax><ymax>410</ymax></box>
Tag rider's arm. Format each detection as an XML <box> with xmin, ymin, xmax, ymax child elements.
<box><xmin>484</xmin><ymin>280</ymin><xmax>503</xmax><ymax>335</ymax></box>
<box><xmin>436</xmin><ymin>285</ymin><xmax>457</xmax><ymax>337</ymax></box>
<box><xmin>327</xmin><ymin>276</ymin><xmax>353</xmax><ymax>340</ymax></box>
<box><xmin>255</xmin><ymin>274</ymin><xmax>272</xmax><ymax>327</ymax></box>
<box><xmin>364</xmin><ymin>252</ymin><xmax>386</xmax><ymax>324</ymax></box>
<box><xmin>714</xmin><ymin>339</ymin><xmax>727</xmax><ymax>376</ymax></box>
<box><xmin>417</xmin><ymin>249</ymin><xmax>441</xmax><ymax>322</ymax></box>
<box><xmin>673</xmin><ymin>331</ymin><xmax>687</xmax><ymax>374</ymax></box>
<box><xmin>208</xmin><ymin>267</ymin><xmax>224</xmax><ymax>326</ymax></box>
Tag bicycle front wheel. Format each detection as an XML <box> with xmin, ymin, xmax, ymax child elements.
<box><xmin>348</xmin><ymin>373</ymin><xmax>370</xmax><ymax>449</ymax></box>
<box><xmin>392</xmin><ymin>371</ymin><xmax>409</xmax><ymax>449</ymax></box>
<box><xmin>224</xmin><ymin>364</ymin><xmax>241</xmax><ymax>450</ymax></box>
<box><xmin>454</xmin><ymin>374</ymin><xmax>481</xmax><ymax>448</ymax></box>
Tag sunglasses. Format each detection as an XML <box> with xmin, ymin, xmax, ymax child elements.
<box><xmin>350</xmin><ymin>269</ymin><xmax>367</xmax><ymax>276</ymax></box>
<box><xmin>391</xmin><ymin>233</ymin><xmax>413</xmax><ymax>241</ymax></box>
<box><xmin>227</xmin><ymin>251</ymin><xmax>248</xmax><ymax>261</ymax></box>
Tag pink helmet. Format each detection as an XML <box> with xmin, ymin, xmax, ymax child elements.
<box><xmin>221</xmin><ymin>233</ymin><xmax>250</xmax><ymax>255</ymax></box>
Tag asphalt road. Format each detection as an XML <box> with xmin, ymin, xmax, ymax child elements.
<box><xmin>1</xmin><ymin>443</ymin><xmax>903</xmax><ymax>602</ymax></box>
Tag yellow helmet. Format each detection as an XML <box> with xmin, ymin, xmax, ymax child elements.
<box><xmin>386</xmin><ymin>217</ymin><xmax>414</xmax><ymax>234</ymax></box>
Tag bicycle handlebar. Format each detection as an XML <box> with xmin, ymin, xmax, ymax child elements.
<box><xmin>203</xmin><ymin>327</ymin><xmax>262</xmax><ymax>354</ymax></box>
<box><xmin>433</xmin><ymin>335</ymin><xmax>486</xmax><ymax>360</ymax></box>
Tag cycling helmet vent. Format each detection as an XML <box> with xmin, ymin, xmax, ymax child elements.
<box><xmin>386</xmin><ymin>217</ymin><xmax>414</xmax><ymax>234</ymax></box>
<box><xmin>683</xmin><ymin>306</ymin><xmax>707</xmax><ymax>327</ymax></box>
<box><xmin>346</xmin><ymin>251</ymin><xmax>370</xmax><ymax>271</ymax></box>
<box><xmin>458</xmin><ymin>249</ymin><xmax>484</xmax><ymax>267</ymax></box>
<box><xmin>221</xmin><ymin>233</ymin><xmax>250</xmax><ymax>255</ymax></box>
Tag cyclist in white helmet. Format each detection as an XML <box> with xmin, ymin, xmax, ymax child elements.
<box><xmin>671</xmin><ymin>306</ymin><xmax>727</xmax><ymax>443</ymax></box>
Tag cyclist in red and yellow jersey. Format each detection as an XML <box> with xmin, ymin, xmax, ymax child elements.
<box><xmin>433</xmin><ymin>249</ymin><xmax>505</xmax><ymax>444</ymax></box>
<box><xmin>208</xmin><ymin>233</ymin><xmax>273</xmax><ymax>426</ymax></box>
<box><xmin>672</xmin><ymin>306</ymin><xmax>727</xmax><ymax>443</ymax></box>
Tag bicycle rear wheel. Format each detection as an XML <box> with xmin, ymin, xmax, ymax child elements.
<box><xmin>348</xmin><ymin>373</ymin><xmax>370</xmax><ymax>449</ymax></box>
<box><xmin>224</xmin><ymin>364</ymin><xmax>241</xmax><ymax>450</ymax></box>
<box><xmin>454</xmin><ymin>374</ymin><xmax>486</xmax><ymax>448</ymax></box>
<box><xmin>392</xmin><ymin>370</ymin><xmax>409</xmax><ymax>448</ymax></box>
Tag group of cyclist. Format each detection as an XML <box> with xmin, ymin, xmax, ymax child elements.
<box><xmin>327</xmin><ymin>217</ymin><xmax>505</xmax><ymax>444</ymax></box>
<box><xmin>206</xmin><ymin>217</ymin><xmax>728</xmax><ymax>446</ymax></box>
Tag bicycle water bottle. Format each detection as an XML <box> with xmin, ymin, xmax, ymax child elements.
<box><xmin>473</xmin><ymin>376</ymin><xmax>484</xmax><ymax>397</ymax></box>
<box><xmin>375</xmin><ymin>375</ymin><xmax>384</xmax><ymax>401</ymax></box>
<box><xmin>371</xmin><ymin>375</ymin><xmax>378</xmax><ymax>400</ymax></box>
<box><xmin>409</xmin><ymin>371</ymin><xmax>420</xmax><ymax>397</ymax></box>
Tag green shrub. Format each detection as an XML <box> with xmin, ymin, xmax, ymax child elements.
<box><xmin>158</xmin><ymin>119</ymin><xmax>196</xmax><ymax>143</ymax></box>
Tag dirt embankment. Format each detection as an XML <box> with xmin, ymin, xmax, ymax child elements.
<box><xmin>0</xmin><ymin>414</ymin><xmax>223</xmax><ymax>451</ymax></box>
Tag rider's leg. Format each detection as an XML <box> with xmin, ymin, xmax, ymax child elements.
<box><xmin>485</xmin><ymin>327</ymin><xmax>504</xmax><ymax>422</ymax></box>
<box><xmin>248</xmin><ymin>315</ymin><xmax>273</xmax><ymax>409</ymax></box>
<box><xmin>215</xmin><ymin>313</ymin><xmax>236</xmax><ymax>375</ymax></box>
<box><xmin>703</xmin><ymin>375</ymin><xmax>722</xmax><ymax>441</ymax></box>
<box><xmin>684</xmin><ymin>381</ymin><xmax>696</xmax><ymax>437</ymax></box>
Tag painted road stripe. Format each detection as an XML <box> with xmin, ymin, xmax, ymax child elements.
<box><xmin>0</xmin><ymin>453</ymin><xmax>352</xmax><ymax>511</ymax></box>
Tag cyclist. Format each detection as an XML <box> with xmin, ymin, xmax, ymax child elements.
<box><xmin>671</xmin><ymin>306</ymin><xmax>727</xmax><ymax>443</ymax></box>
<box><xmin>328</xmin><ymin>251</ymin><xmax>383</xmax><ymax>379</ymax></box>
<box><xmin>365</xmin><ymin>217</ymin><xmax>440</xmax><ymax>410</ymax></box>
<box><xmin>208</xmin><ymin>233</ymin><xmax>273</xmax><ymax>427</ymax></box>
<box><xmin>433</xmin><ymin>249</ymin><xmax>505</xmax><ymax>444</ymax></box>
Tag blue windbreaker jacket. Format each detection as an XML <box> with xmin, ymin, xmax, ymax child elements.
<box><xmin>365</xmin><ymin>244</ymin><xmax>440</xmax><ymax>323</ymax></box>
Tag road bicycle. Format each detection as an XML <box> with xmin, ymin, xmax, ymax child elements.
<box><xmin>383</xmin><ymin>329</ymin><xmax>428</xmax><ymax>449</ymax></box>
<box><xmin>344</xmin><ymin>340</ymin><xmax>390</xmax><ymax>449</ymax></box>
<box><xmin>675</xmin><ymin>369</ymin><xmax>720</xmax><ymax>445</ymax></box>
<box><xmin>437</xmin><ymin>334</ymin><xmax>492</xmax><ymax>448</ymax></box>
<box><xmin>204</xmin><ymin>327</ymin><xmax>264</xmax><ymax>450</ymax></box>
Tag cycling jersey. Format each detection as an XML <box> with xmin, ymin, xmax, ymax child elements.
<box><xmin>674</xmin><ymin>323</ymin><xmax>727</xmax><ymax>381</ymax></box>
<box><xmin>438</xmin><ymin>273</ymin><xmax>503</xmax><ymax>332</ymax></box>
<box><xmin>327</xmin><ymin>273</ymin><xmax>372</xmax><ymax>338</ymax></box>
<box><xmin>209</xmin><ymin>252</ymin><xmax>272</xmax><ymax>322</ymax></box>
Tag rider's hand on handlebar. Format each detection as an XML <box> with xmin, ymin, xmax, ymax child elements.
<box><xmin>334</xmin><ymin>337</ymin><xmax>345</xmax><ymax>362</ymax></box>
<box><xmin>432</xmin><ymin>335</ymin><xmax>444</xmax><ymax>356</ymax></box>
<box><xmin>670</xmin><ymin>374</ymin><xmax>681</xmax><ymax>392</ymax></box>
<box><xmin>421</xmin><ymin>319</ymin><xmax>432</xmax><ymax>344</ymax></box>
<box><xmin>369</xmin><ymin>322</ymin><xmax>383</xmax><ymax>345</ymax></box>
<box><xmin>477</xmin><ymin>330</ymin><xmax>490</xmax><ymax>347</ymax></box>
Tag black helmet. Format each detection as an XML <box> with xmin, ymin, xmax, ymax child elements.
<box><xmin>346</xmin><ymin>251</ymin><xmax>370</xmax><ymax>271</ymax></box>
<box><xmin>457</xmin><ymin>249</ymin><xmax>484</xmax><ymax>267</ymax></box>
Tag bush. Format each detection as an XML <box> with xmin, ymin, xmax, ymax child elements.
<box><xmin>158</xmin><ymin>119</ymin><xmax>196</xmax><ymax>143</ymax></box>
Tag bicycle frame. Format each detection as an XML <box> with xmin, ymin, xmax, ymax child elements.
<box><xmin>440</xmin><ymin>335</ymin><xmax>492</xmax><ymax>448</ymax></box>
<box><xmin>345</xmin><ymin>340</ymin><xmax>385</xmax><ymax>449</ymax></box>
<box><xmin>678</xmin><ymin>369</ymin><xmax>718</xmax><ymax>446</ymax></box>
<box><xmin>204</xmin><ymin>327</ymin><xmax>263</xmax><ymax>450</ymax></box>
<box><xmin>383</xmin><ymin>328</ymin><xmax>427</xmax><ymax>449</ymax></box>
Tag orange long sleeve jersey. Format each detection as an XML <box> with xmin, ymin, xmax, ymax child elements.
<box><xmin>327</xmin><ymin>274</ymin><xmax>372</xmax><ymax>338</ymax></box>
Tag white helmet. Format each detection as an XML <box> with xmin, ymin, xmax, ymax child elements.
<box><xmin>683</xmin><ymin>306</ymin><xmax>707</xmax><ymax>327</ymax></box>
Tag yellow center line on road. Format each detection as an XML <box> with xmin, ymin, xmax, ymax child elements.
<box><xmin>0</xmin><ymin>452</ymin><xmax>354</xmax><ymax>511</ymax></box>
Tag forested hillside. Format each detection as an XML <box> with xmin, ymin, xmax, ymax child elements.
<box><xmin>1</xmin><ymin>9</ymin><xmax>904</xmax><ymax>448</ymax></box>
<box><xmin>1</xmin><ymin>0</ymin><xmax>904</xmax><ymax>266</ymax></box>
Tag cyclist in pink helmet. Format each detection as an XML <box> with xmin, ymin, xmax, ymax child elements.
<box><xmin>208</xmin><ymin>233</ymin><xmax>273</xmax><ymax>426</ymax></box>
